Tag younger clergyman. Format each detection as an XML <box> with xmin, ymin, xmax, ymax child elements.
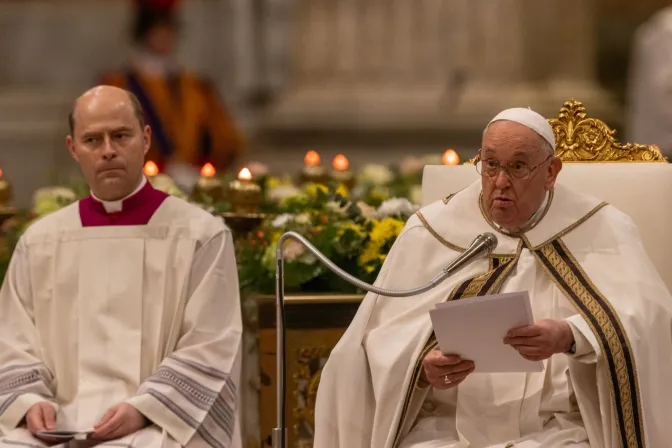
<box><xmin>0</xmin><ymin>86</ymin><xmax>243</xmax><ymax>447</ymax></box>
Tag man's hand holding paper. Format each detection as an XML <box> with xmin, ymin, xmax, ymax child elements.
<box><xmin>504</xmin><ymin>319</ymin><xmax>575</xmax><ymax>361</ymax></box>
<box><xmin>420</xmin><ymin>351</ymin><xmax>475</xmax><ymax>389</ymax></box>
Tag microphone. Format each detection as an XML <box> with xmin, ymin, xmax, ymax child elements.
<box><xmin>272</xmin><ymin>231</ymin><xmax>498</xmax><ymax>448</ymax></box>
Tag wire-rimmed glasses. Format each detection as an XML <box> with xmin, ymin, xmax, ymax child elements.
<box><xmin>475</xmin><ymin>154</ymin><xmax>552</xmax><ymax>180</ymax></box>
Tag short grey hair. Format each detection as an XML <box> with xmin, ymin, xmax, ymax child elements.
<box><xmin>540</xmin><ymin>137</ymin><xmax>554</xmax><ymax>157</ymax></box>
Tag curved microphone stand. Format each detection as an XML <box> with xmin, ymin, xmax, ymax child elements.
<box><xmin>272</xmin><ymin>231</ymin><xmax>497</xmax><ymax>448</ymax></box>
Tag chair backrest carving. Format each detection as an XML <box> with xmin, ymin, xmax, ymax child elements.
<box><xmin>550</xmin><ymin>100</ymin><xmax>666</xmax><ymax>163</ymax></box>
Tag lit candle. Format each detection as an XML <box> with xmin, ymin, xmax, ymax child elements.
<box><xmin>442</xmin><ymin>149</ymin><xmax>460</xmax><ymax>165</ymax></box>
<box><xmin>143</xmin><ymin>160</ymin><xmax>159</xmax><ymax>177</ymax></box>
<box><xmin>330</xmin><ymin>154</ymin><xmax>355</xmax><ymax>188</ymax></box>
<box><xmin>228</xmin><ymin>167</ymin><xmax>262</xmax><ymax>214</ymax></box>
<box><xmin>0</xmin><ymin>168</ymin><xmax>12</xmax><ymax>210</ymax></box>
<box><xmin>192</xmin><ymin>162</ymin><xmax>225</xmax><ymax>202</ymax></box>
<box><xmin>305</xmin><ymin>150</ymin><xmax>320</xmax><ymax>166</ymax></box>
<box><xmin>299</xmin><ymin>150</ymin><xmax>329</xmax><ymax>185</ymax></box>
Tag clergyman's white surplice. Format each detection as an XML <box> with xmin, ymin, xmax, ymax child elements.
<box><xmin>0</xmin><ymin>195</ymin><xmax>243</xmax><ymax>447</ymax></box>
<box><xmin>314</xmin><ymin>180</ymin><xmax>672</xmax><ymax>448</ymax></box>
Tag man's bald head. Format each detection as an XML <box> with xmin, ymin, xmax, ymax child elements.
<box><xmin>65</xmin><ymin>85</ymin><xmax>152</xmax><ymax>201</ymax></box>
<box><xmin>68</xmin><ymin>86</ymin><xmax>145</xmax><ymax>136</ymax></box>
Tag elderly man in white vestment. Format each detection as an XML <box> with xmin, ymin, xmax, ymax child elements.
<box><xmin>314</xmin><ymin>107</ymin><xmax>672</xmax><ymax>447</ymax></box>
<box><xmin>0</xmin><ymin>86</ymin><xmax>243</xmax><ymax>447</ymax></box>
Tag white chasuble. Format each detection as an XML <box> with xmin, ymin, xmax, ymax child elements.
<box><xmin>0</xmin><ymin>196</ymin><xmax>243</xmax><ymax>447</ymax></box>
<box><xmin>314</xmin><ymin>180</ymin><xmax>672</xmax><ymax>448</ymax></box>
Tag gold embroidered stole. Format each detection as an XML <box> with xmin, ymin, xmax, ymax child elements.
<box><xmin>398</xmin><ymin>194</ymin><xmax>645</xmax><ymax>448</ymax></box>
<box><xmin>392</xmin><ymin>242</ymin><xmax>523</xmax><ymax>446</ymax></box>
<box><xmin>391</xmin><ymin>236</ymin><xmax>646</xmax><ymax>448</ymax></box>
<box><xmin>530</xmin><ymin>237</ymin><xmax>645</xmax><ymax>448</ymax></box>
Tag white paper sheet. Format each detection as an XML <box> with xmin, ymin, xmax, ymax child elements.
<box><xmin>429</xmin><ymin>291</ymin><xmax>543</xmax><ymax>373</ymax></box>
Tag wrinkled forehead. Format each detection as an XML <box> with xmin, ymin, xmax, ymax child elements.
<box><xmin>481</xmin><ymin>120</ymin><xmax>545</xmax><ymax>158</ymax></box>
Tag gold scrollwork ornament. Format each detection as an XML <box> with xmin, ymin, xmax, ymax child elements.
<box><xmin>550</xmin><ymin>100</ymin><xmax>666</xmax><ymax>163</ymax></box>
<box><xmin>465</xmin><ymin>99</ymin><xmax>667</xmax><ymax>164</ymax></box>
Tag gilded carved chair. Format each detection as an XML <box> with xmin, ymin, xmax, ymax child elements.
<box><xmin>421</xmin><ymin>100</ymin><xmax>672</xmax><ymax>290</ymax></box>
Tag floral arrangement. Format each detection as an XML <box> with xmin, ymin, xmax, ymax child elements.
<box><xmin>0</xmin><ymin>156</ymin><xmax>434</xmax><ymax>295</ymax></box>
<box><xmin>235</xmin><ymin>182</ymin><xmax>416</xmax><ymax>295</ymax></box>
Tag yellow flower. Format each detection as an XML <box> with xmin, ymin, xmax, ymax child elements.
<box><xmin>338</xmin><ymin>222</ymin><xmax>365</xmax><ymax>237</ymax></box>
<box><xmin>359</xmin><ymin>218</ymin><xmax>404</xmax><ymax>266</ymax></box>
<box><xmin>303</xmin><ymin>183</ymin><xmax>329</xmax><ymax>197</ymax></box>
<box><xmin>266</xmin><ymin>175</ymin><xmax>293</xmax><ymax>191</ymax></box>
<box><xmin>265</xmin><ymin>176</ymin><xmax>281</xmax><ymax>190</ymax></box>
<box><xmin>335</xmin><ymin>184</ymin><xmax>349</xmax><ymax>198</ymax></box>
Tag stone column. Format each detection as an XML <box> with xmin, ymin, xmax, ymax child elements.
<box><xmin>264</xmin><ymin>0</ymin><xmax>462</xmax><ymax>130</ymax></box>
<box><xmin>262</xmin><ymin>0</ymin><xmax>618</xmax><ymax>136</ymax></box>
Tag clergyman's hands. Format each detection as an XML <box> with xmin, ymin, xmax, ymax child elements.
<box><xmin>504</xmin><ymin>319</ymin><xmax>574</xmax><ymax>361</ymax></box>
<box><xmin>26</xmin><ymin>402</ymin><xmax>60</xmax><ymax>443</ymax></box>
<box><xmin>421</xmin><ymin>349</ymin><xmax>475</xmax><ymax>389</ymax></box>
<box><xmin>92</xmin><ymin>403</ymin><xmax>148</xmax><ymax>441</ymax></box>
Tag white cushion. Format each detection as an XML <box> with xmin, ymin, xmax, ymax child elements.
<box><xmin>421</xmin><ymin>163</ymin><xmax>672</xmax><ymax>289</ymax></box>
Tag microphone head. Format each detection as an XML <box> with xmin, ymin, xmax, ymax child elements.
<box><xmin>475</xmin><ymin>232</ymin><xmax>498</xmax><ymax>254</ymax></box>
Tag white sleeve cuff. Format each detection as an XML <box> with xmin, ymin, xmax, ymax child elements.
<box><xmin>565</xmin><ymin>315</ymin><xmax>600</xmax><ymax>364</ymax></box>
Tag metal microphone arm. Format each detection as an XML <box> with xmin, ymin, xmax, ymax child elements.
<box><xmin>272</xmin><ymin>231</ymin><xmax>497</xmax><ymax>448</ymax></box>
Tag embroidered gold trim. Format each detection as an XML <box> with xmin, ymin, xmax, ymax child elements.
<box><xmin>527</xmin><ymin>202</ymin><xmax>608</xmax><ymax>250</ymax></box>
<box><xmin>531</xmin><ymin>238</ymin><xmax>645</xmax><ymax>448</ymax></box>
<box><xmin>489</xmin><ymin>255</ymin><xmax>515</xmax><ymax>271</ymax></box>
<box><xmin>415</xmin><ymin>210</ymin><xmax>466</xmax><ymax>253</ymax></box>
<box><xmin>392</xmin><ymin>242</ymin><xmax>522</xmax><ymax>446</ymax></box>
<box><xmin>391</xmin><ymin>333</ymin><xmax>438</xmax><ymax>446</ymax></box>
<box><xmin>415</xmin><ymin>210</ymin><xmax>514</xmax><ymax>258</ymax></box>
<box><xmin>478</xmin><ymin>189</ymin><xmax>554</xmax><ymax>237</ymax></box>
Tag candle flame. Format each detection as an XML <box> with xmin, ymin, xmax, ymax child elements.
<box><xmin>304</xmin><ymin>150</ymin><xmax>321</xmax><ymax>167</ymax></box>
<box><xmin>332</xmin><ymin>154</ymin><xmax>349</xmax><ymax>171</ymax></box>
<box><xmin>143</xmin><ymin>161</ymin><xmax>158</xmax><ymax>176</ymax></box>
<box><xmin>201</xmin><ymin>163</ymin><xmax>216</xmax><ymax>177</ymax></box>
<box><xmin>0</xmin><ymin>168</ymin><xmax>3</xmax><ymax>177</ymax></box>
<box><xmin>442</xmin><ymin>149</ymin><xmax>460</xmax><ymax>166</ymax></box>
<box><xmin>238</xmin><ymin>167</ymin><xmax>252</xmax><ymax>181</ymax></box>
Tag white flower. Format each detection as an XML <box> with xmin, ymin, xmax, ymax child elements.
<box><xmin>409</xmin><ymin>185</ymin><xmax>423</xmax><ymax>206</ymax></box>
<box><xmin>400</xmin><ymin>156</ymin><xmax>424</xmax><ymax>176</ymax></box>
<box><xmin>359</xmin><ymin>164</ymin><xmax>393</xmax><ymax>186</ymax></box>
<box><xmin>247</xmin><ymin>161</ymin><xmax>269</xmax><ymax>177</ymax></box>
<box><xmin>356</xmin><ymin>201</ymin><xmax>377</xmax><ymax>220</ymax></box>
<box><xmin>282</xmin><ymin>239</ymin><xmax>305</xmax><ymax>262</ymax></box>
<box><xmin>294</xmin><ymin>213</ymin><xmax>311</xmax><ymax>225</ymax></box>
<box><xmin>325</xmin><ymin>201</ymin><xmax>348</xmax><ymax>215</ymax></box>
<box><xmin>267</xmin><ymin>185</ymin><xmax>301</xmax><ymax>202</ymax></box>
<box><xmin>376</xmin><ymin>198</ymin><xmax>418</xmax><ymax>218</ymax></box>
<box><xmin>299</xmin><ymin>252</ymin><xmax>317</xmax><ymax>265</ymax></box>
<box><xmin>272</xmin><ymin>213</ymin><xmax>294</xmax><ymax>228</ymax></box>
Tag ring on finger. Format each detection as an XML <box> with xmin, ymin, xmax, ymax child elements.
<box><xmin>444</xmin><ymin>374</ymin><xmax>451</xmax><ymax>385</ymax></box>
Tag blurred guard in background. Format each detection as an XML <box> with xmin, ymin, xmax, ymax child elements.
<box><xmin>100</xmin><ymin>0</ymin><xmax>245</xmax><ymax>177</ymax></box>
